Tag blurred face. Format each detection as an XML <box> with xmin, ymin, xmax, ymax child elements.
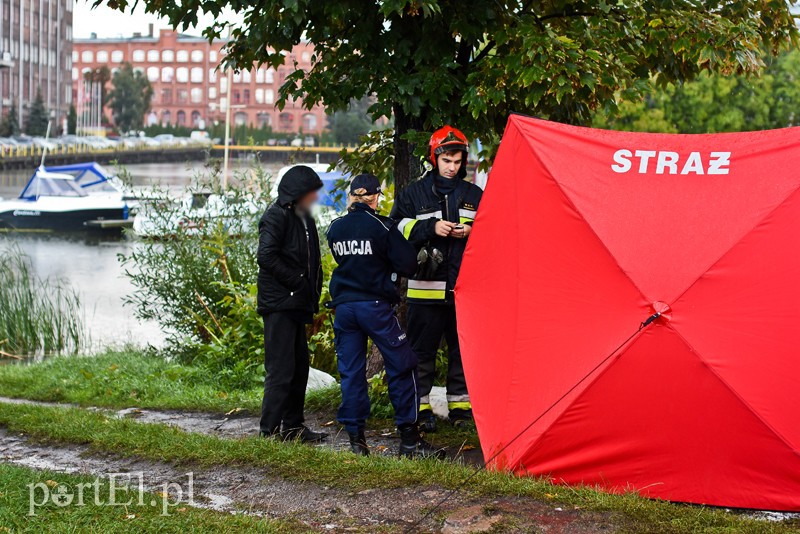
<box><xmin>436</xmin><ymin>150</ymin><xmax>463</xmax><ymax>179</ymax></box>
<box><xmin>296</xmin><ymin>190</ymin><xmax>319</xmax><ymax>213</ymax></box>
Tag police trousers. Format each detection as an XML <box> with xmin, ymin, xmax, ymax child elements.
<box><xmin>333</xmin><ymin>300</ymin><xmax>419</xmax><ymax>434</ymax></box>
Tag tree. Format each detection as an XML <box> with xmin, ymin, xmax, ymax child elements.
<box><xmin>95</xmin><ymin>1</ymin><xmax>796</xmax><ymax>190</ymax></box>
<box><xmin>0</xmin><ymin>100</ymin><xmax>20</xmax><ymax>137</ymax></box>
<box><xmin>67</xmin><ymin>105</ymin><xmax>77</xmax><ymax>135</ymax></box>
<box><xmin>24</xmin><ymin>91</ymin><xmax>49</xmax><ymax>136</ymax></box>
<box><xmin>107</xmin><ymin>62</ymin><xmax>154</xmax><ymax>133</ymax></box>
<box><xmin>327</xmin><ymin>98</ymin><xmax>376</xmax><ymax>145</ymax></box>
<box><xmin>595</xmin><ymin>49</ymin><xmax>800</xmax><ymax>134</ymax></box>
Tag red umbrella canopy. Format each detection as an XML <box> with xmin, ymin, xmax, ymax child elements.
<box><xmin>456</xmin><ymin>115</ymin><xmax>800</xmax><ymax>511</ymax></box>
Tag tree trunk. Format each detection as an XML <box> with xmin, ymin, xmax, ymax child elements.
<box><xmin>392</xmin><ymin>104</ymin><xmax>424</xmax><ymax>194</ymax></box>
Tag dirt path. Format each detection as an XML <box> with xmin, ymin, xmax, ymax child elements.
<box><xmin>0</xmin><ymin>396</ymin><xmax>483</xmax><ymax>464</ymax></box>
<box><xmin>0</xmin><ymin>427</ymin><xmax>616</xmax><ymax>533</ymax></box>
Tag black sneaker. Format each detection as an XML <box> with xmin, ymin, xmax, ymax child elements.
<box><xmin>448</xmin><ymin>408</ymin><xmax>475</xmax><ymax>429</ymax></box>
<box><xmin>281</xmin><ymin>425</ymin><xmax>328</xmax><ymax>443</ymax></box>
<box><xmin>348</xmin><ymin>430</ymin><xmax>369</xmax><ymax>456</ymax></box>
<box><xmin>398</xmin><ymin>424</ymin><xmax>446</xmax><ymax>460</ymax></box>
<box><xmin>418</xmin><ymin>409</ymin><xmax>438</xmax><ymax>433</ymax></box>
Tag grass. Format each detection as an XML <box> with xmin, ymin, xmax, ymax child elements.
<box><xmin>0</xmin><ymin>349</ymin><xmax>480</xmax><ymax>450</ymax></box>
<box><xmin>0</xmin><ymin>245</ymin><xmax>84</xmax><ymax>356</ymax></box>
<box><xmin>0</xmin><ymin>349</ymin><xmax>262</xmax><ymax>412</ymax></box>
<box><xmin>0</xmin><ymin>401</ymin><xmax>794</xmax><ymax>534</ymax></box>
<box><xmin>0</xmin><ymin>463</ymin><xmax>307</xmax><ymax>533</ymax></box>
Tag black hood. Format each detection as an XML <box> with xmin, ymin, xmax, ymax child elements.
<box><xmin>277</xmin><ymin>165</ymin><xmax>324</xmax><ymax>208</ymax></box>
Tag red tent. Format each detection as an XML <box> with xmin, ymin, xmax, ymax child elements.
<box><xmin>456</xmin><ymin>114</ymin><xmax>800</xmax><ymax>511</ymax></box>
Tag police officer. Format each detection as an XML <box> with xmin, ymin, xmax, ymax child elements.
<box><xmin>328</xmin><ymin>174</ymin><xmax>445</xmax><ymax>458</ymax></box>
<box><xmin>390</xmin><ymin>126</ymin><xmax>482</xmax><ymax>431</ymax></box>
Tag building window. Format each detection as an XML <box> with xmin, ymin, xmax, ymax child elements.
<box><xmin>232</xmin><ymin>90</ymin><xmax>241</xmax><ymax>104</ymax></box>
<box><xmin>208</xmin><ymin>68</ymin><xmax>217</xmax><ymax>83</ymax></box>
<box><xmin>161</xmin><ymin>67</ymin><xmax>174</xmax><ymax>82</ymax></box>
<box><xmin>209</xmin><ymin>50</ymin><xmax>218</xmax><ymax>62</ymax></box>
<box><xmin>132</xmin><ymin>49</ymin><xmax>145</xmax><ymax>62</ymax></box>
<box><xmin>190</xmin><ymin>67</ymin><xmax>203</xmax><ymax>83</ymax></box>
<box><xmin>220</xmin><ymin>97</ymin><xmax>227</xmax><ymax>111</ymax></box>
<box><xmin>191</xmin><ymin>50</ymin><xmax>203</xmax><ymax>62</ymax></box>
<box><xmin>265</xmin><ymin>68</ymin><xmax>275</xmax><ymax>83</ymax></box>
<box><xmin>161</xmin><ymin>89</ymin><xmax>172</xmax><ymax>104</ymax></box>
<box><xmin>220</xmin><ymin>77</ymin><xmax>228</xmax><ymax>92</ymax></box>
<box><xmin>257</xmin><ymin>112</ymin><xmax>271</xmax><ymax>128</ymax></box>
<box><xmin>176</xmin><ymin>50</ymin><xmax>189</xmax><ymax>63</ymax></box>
<box><xmin>234</xmin><ymin>112</ymin><xmax>247</xmax><ymax>126</ymax></box>
<box><xmin>177</xmin><ymin>89</ymin><xmax>188</xmax><ymax>103</ymax></box>
<box><xmin>242</xmin><ymin>70</ymin><xmax>252</xmax><ymax>83</ymax></box>
<box><xmin>243</xmin><ymin>89</ymin><xmax>250</xmax><ymax>104</ymax></box>
<box><xmin>264</xmin><ymin>89</ymin><xmax>274</xmax><ymax>104</ymax></box>
<box><xmin>302</xmin><ymin>113</ymin><xmax>318</xmax><ymax>132</ymax></box>
<box><xmin>191</xmin><ymin>110</ymin><xmax>202</xmax><ymax>126</ymax></box>
<box><xmin>190</xmin><ymin>88</ymin><xmax>202</xmax><ymax>103</ymax></box>
<box><xmin>176</xmin><ymin>110</ymin><xmax>186</xmax><ymax>126</ymax></box>
<box><xmin>176</xmin><ymin>67</ymin><xmax>189</xmax><ymax>83</ymax></box>
<box><xmin>279</xmin><ymin>112</ymin><xmax>293</xmax><ymax>129</ymax></box>
<box><xmin>71</xmin><ymin>68</ymin><xmax>78</xmax><ymax>81</ymax></box>
<box><xmin>96</xmin><ymin>50</ymin><xmax>108</xmax><ymax>62</ymax></box>
<box><xmin>256</xmin><ymin>69</ymin><xmax>264</xmax><ymax>83</ymax></box>
<box><xmin>255</xmin><ymin>89</ymin><xmax>264</xmax><ymax>104</ymax></box>
<box><xmin>147</xmin><ymin>49</ymin><xmax>159</xmax><ymax>62</ymax></box>
<box><xmin>111</xmin><ymin>50</ymin><xmax>124</xmax><ymax>63</ymax></box>
<box><xmin>232</xmin><ymin>71</ymin><xmax>242</xmax><ymax>84</ymax></box>
<box><xmin>161</xmin><ymin>110</ymin><xmax>171</xmax><ymax>125</ymax></box>
<box><xmin>147</xmin><ymin>67</ymin><xmax>159</xmax><ymax>82</ymax></box>
<box><xmin>81</xmin><ymin>50</ymin><xmax>93</xmax><ymax>62</ymax></box>
<box><xmin>162</xmin><ymin>50</ymin><xmax>174</xmax><ymax>62</ymax></box>
<box><xmin>208</xmin><ymin>87</ymin><xmax>217</xmax><ymax>99</ymax></box>
<box><xmin>72</xmin><ymin>51</ymin><xmax>78</xmax><ymax>62</ymax></box>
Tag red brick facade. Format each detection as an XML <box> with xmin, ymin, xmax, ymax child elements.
<box><xmin>71</xmin><ymin>29</ymin><xmax>326</xmax><ymax>134</ymax></box>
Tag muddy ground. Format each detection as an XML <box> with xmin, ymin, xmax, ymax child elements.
<box><xmin>0</xmin><ymin>397</ymin><xmax>617</xmax><ymax>532</ymax></box>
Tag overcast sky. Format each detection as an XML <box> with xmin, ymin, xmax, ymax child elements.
<box><xmin>72</xmin><ymin>1</ymin><xmax>240</xmax><ymax>39</ymax></box>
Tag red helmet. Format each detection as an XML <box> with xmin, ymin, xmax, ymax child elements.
<box><xmin>429</xmin><ymin>125</ymin><xmax>469</xmax><ymax>166</ymax></box>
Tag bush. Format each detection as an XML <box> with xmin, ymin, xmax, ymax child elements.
<box><xmin>0</xmin><ymin>244</ymin><xmax>85</xmax><ymax>356</ymax></box>
<box><xmin>119</xmin><ymin>160</ymin><xmax>340</xmax><ymax>389</ymax></box>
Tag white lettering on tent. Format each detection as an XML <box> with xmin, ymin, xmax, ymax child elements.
<box><xmin>708</xmin><ymin>152</ymin><xmax>731</xmax><ymax>175</ymax></box>
<box><xmin>681</xmin><ymin>152</ymin><xmax>705</xmax><ymax>175</ymax></box>
<box><xmin>611</xmin><ymin>150</ymin><xmax>731</xmax><ymax>175</ymax></box>
<box><xmin>611</xmin><ymin>149</ymin><xmax>632</xmax><ymax>173</ymax></box>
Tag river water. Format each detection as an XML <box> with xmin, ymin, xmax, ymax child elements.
<box><xmin>0</xmin><ymin>160</ymin><xmax>283</xmax><ymax>352</ymax></box>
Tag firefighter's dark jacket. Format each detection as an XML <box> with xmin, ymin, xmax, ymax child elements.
<box><xmin>256</xmin><ymin>167</ymin><xmax>323</xmax><ymax>317</ymax></box>
<box><xmin>389</xmin><ymin>171</ymin><xmax>482</xmax><ymax>304</ymax></box>
<box><xmin>327</xmin><ymin>202</ymin><xmax>417</xmax><ymax>308</ymax></box>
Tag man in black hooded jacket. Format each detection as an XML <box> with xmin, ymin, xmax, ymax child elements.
<box><xmin>257</xmin><ymin>165</ymin><xmax>327</xmax><ymax>442</ymax></box>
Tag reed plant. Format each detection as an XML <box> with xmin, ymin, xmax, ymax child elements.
<box><xmin>0</xmin><ymin>245</ymin><xmax>84</xmax><ymax>356</ymax></box>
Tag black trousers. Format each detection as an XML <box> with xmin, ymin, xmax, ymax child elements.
<box><xmin>260</xmin><ymin>312</ymin><xmax>310</xmax><ymax>434</ymax></box>
<box><xmin>406</xmin><ymin>303</ymin><xmax>468</xmax><ymax>406</ymax></box>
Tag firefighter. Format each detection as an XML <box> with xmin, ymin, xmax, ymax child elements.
<box><xmin>327</xmin><ymin>174</ymin><xmax>445</xmax><ymax>458</ymax></box>
<box><xmin>390</xmin><ymin>126</ymin><xmax>482</xmax><ymax>431</ymax></box>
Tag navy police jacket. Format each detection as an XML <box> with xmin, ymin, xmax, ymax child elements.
<box><xmin>327</xmin><ymin>202</ymin><xmax>417</xmax><ymax>307</ymax></box>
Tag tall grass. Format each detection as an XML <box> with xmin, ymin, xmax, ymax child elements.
<box><xmin>0</xmin><ymin>245</ymin><xmax>85</xmax><ymax>356</ymax></box>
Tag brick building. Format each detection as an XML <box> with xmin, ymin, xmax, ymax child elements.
<box><xmin>0</xmin><ymin>0</ymin><xmax>73</xmax><ymax>130</ymax></box>
<box><xmin>71</xmin><ymin>28</ymin><xmax>327</xmax><ymax>134</ymax></box>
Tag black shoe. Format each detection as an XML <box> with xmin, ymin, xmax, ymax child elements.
<box><xmin>418</xmin><ymin>409</ymin><xmax>438</xmax><ymax>433</ymax></box>
<box><xmin>281</xmin><ymin>425</ymin><xmax>328</xmax><ymax>443</ymax></box>
<box><xmin>449</xmin><ymin>408</ymin><xmax>475</xmax><ymax>430</ymax></box>
<box><xmin>398</xmin><ymin>424</ymin><xmax>446</xmax><ymax>460</ymax></box>
<box><xmin>348</xmin><ymin>430</ymin><xmax>369</xmax><ymax>456</ymax></box>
